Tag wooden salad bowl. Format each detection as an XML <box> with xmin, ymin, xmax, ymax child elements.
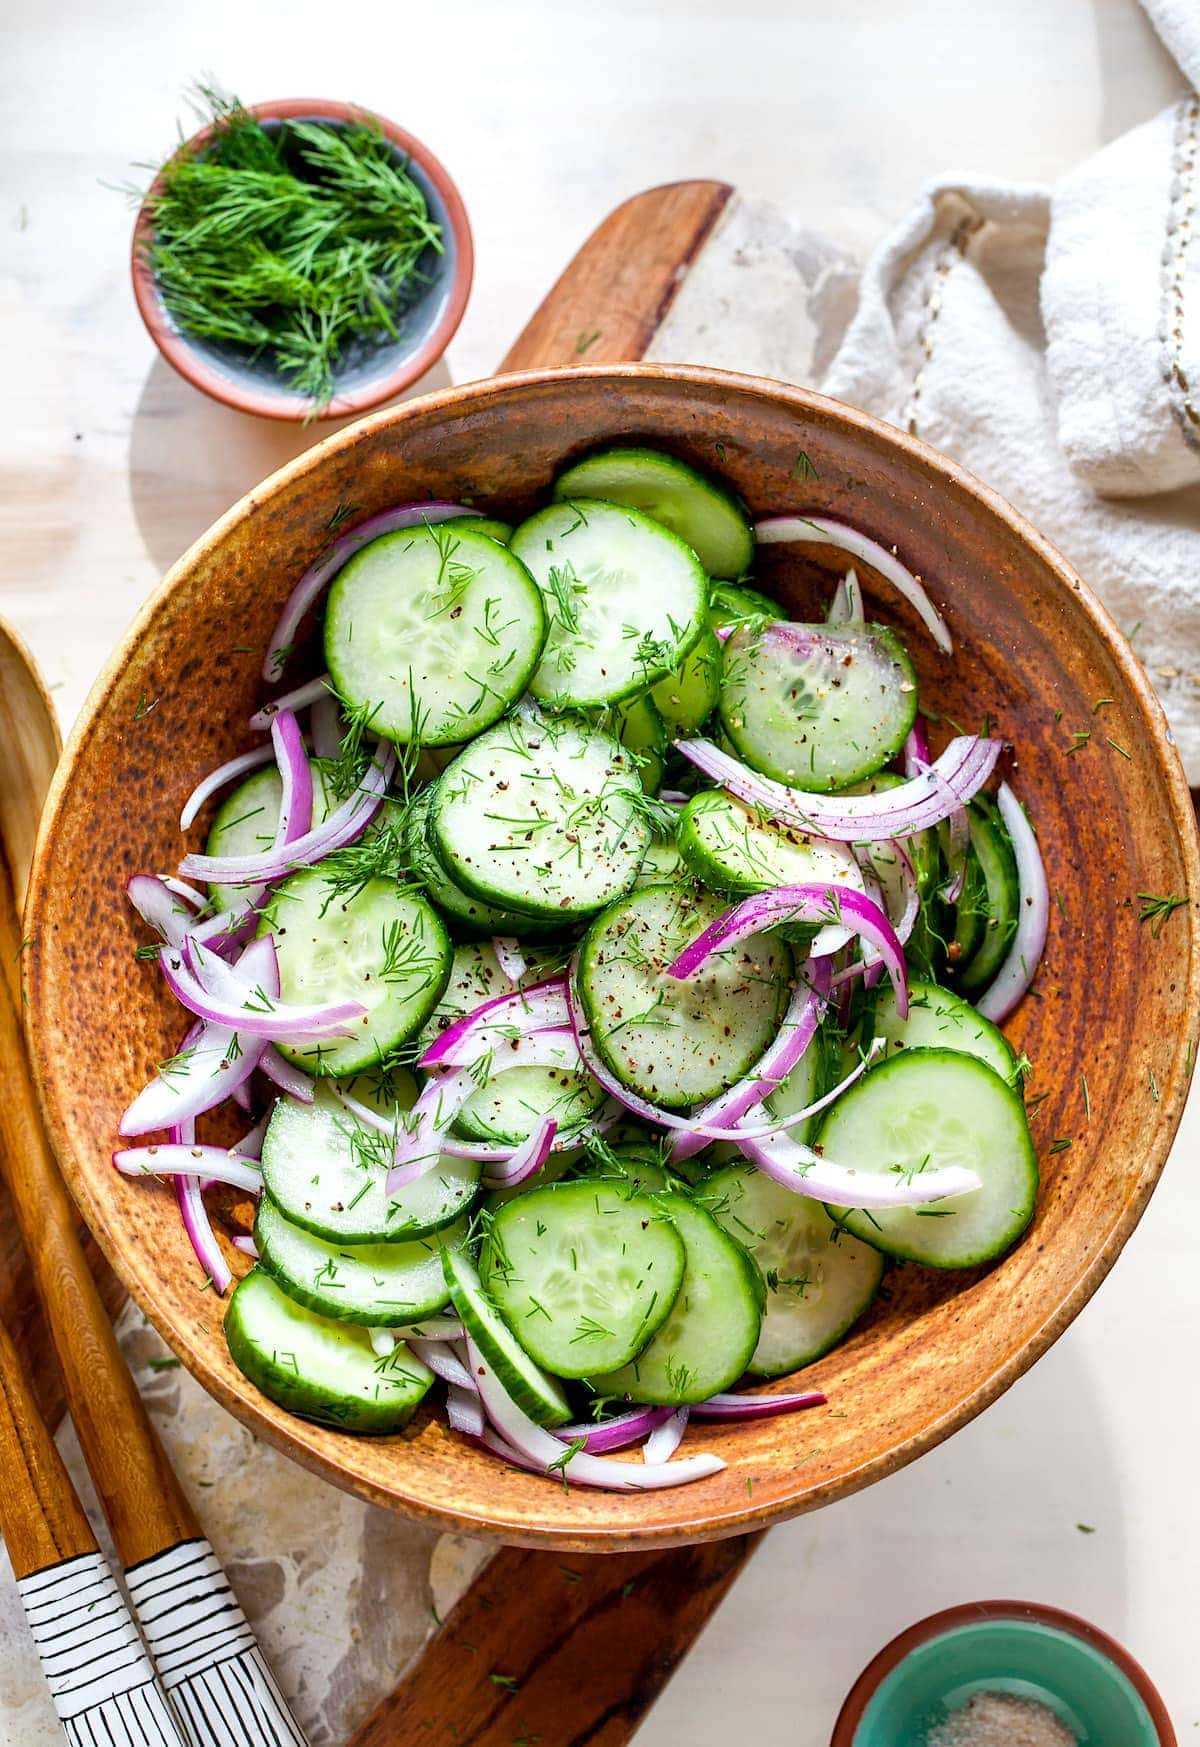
<box><xmin>24</xmin><ymin>364</ymin><xmax>1200</xmax><ymax>1550</ymax></box>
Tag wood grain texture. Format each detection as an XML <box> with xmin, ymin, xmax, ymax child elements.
<box><xmin>498</xmin><ymin>181</ymin><xmax>733</xmax><ymax>373</ymax></box>
<box><xmin>348</xmin><ymin>1535</ymin><xmax>761</xmax><ymax>1747</ymax></box>
<box><xmin>0</xmin><ymin>1315</ymin><xmax>97</xmax><ymax>1581</ymax></box>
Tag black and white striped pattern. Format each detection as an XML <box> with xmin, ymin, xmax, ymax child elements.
<box><xmin>125</xmin><ymin>1539</ymin><xmax>307</xmax><ymax>1747</ymax></box>
<box><xmin>16</xmin><ymin>1549</ymin><xmax>186</xmax><ymax>1745</ymax></box>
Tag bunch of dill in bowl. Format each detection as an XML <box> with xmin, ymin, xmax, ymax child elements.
<box><xmin>137</xmin><ymin>90</ymin><xmax>445</xmax><ymax>415</ymax></box>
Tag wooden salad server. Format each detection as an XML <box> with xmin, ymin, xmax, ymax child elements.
<box><xmin>0</xmin><ymin>615</ymin><xmax>308</xmax><ymax>1747</ymax></box>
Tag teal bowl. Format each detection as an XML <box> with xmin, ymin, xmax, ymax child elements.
<box><xmin>831</xmin><ymin>1603</ymin><xmax>1175</xmax><ymax>1746</ymax></box>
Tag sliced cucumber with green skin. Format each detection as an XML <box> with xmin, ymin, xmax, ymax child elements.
<box><xmin>404</xmin><ymin>790</ymin><xmax>551</xmax><ymax>937</ymax></box>
<box><xmin>762</xmin><ymin>1025</ymin><xmax>830</xmax><ymax>1148</ymax></box>
<box><xmin>955</xmin><ymin>798</ymin><xmax>1019</xmax><ymax>992</ymax></box>
<box><xmin>698</xmin><ymin>1164</ymin><xmax>883</xmax><ymax>1376</ymax></box>
<box><xmin>206</xmin><ymin>763</ymin><xmax>331</xmax><ymax>914</ymax></box>
<box><xmin>871</xmin><ymin>978</ymin><xmax>1016</xmax><ymax>1081</ymax></box>
<box><xmin>595</xmin><ymin>692</ymin><xmax>667</xmax><ymax>794</ymax></box>
<box><xmin>591</xmin><ymin>1194</ymin><xmax>763</xmax><ymax>1404</ymax></box>
<box><xmin>846</xmin><ymin>771</ymin><xmax>946</xmax><ymax>980</ymax></box>
<box><xmin>265</xmin><ymin>869</ymin><xmax>451</xmax><ymax>1076</ymax></box>
<box><xmin>510</xmin><ymin>500</ymin><xmax>708</xmax><ymax>708</ymax></box>
<box><xmin>480</xmin><ymin>1180</ymin><xmax>685</xmax><ymax>1377</ymax></box>
<box><xmin>428</xmin><ymin>709</ymin><xmax>650</xmax><ymax>920</ymax></box>
<box><xmin>816</xmin><ymin>1048</ymin><xmax>1038</xmax><ymax>1268</ymax></box>
<box><xmin>456</xmin><ymin>1031</ymin><xmax>606</xmax><ymax>1145</ymax></box>
<box><xmin>442</xmin><ymin>1247</ymin><xmax>571</xmax><ymax>1427</ymax></box>
<box><xmin>650</xmin><ymin>628</ymin><xmax>723</xmax><ymax>737</ymax></box>
<box><xmin>635</xmin><ymin>835</ymin><xmax>686</xmax><ymax>888</ymax></box>
<box><xmin>578</xmin><ymin>882</ymin><xmax>791</xmax><ymax>1109</ymax></box>
<box><xmin>325</xmin><ymin>525</ymin><xmax>546</xmax><ymax>746</ymax></box>
<box><xmin>484</xmin><ymin>1147</ymin><xmax>581</xmax><ymax>1209</ymax></box>
<box><xmin>452</xmin><ymin>515</ymin><xmax>514</xmax><ymax>544</ymax></box>
<box><xmin>580</xmin><ymin>1143</ymin><xmax>673</xmax><ymax>1195</ymax></box>
<box><xmin>552</xmin><ymin>447</ymin><xmax>754</xmax><ymax>579</ymax></box>
<box><xmin>261</xmin><ymin>1087</ymin><xmax>480</xmax><ymax>1242</ymax></box>
<box><xmin>255</xmin><ymin>1196</ymin><xmax>466</xmax><ymax>1326</ymax></box>
<box><xmin>225</xmin><ymin>1268</ymin><xmax>434</xmax><ymax>1434</ymax></box>
<box><xmin>720</xmin><ymin>619</ymin><xmax>918</xmax><ymax>792</ymax></box>
<box><xmin>708</xmin><ymin>581</ymin><xmax>777</xmax><ymax>634</ymax></box>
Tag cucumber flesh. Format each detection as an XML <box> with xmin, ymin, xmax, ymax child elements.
<box><xmin>551</xmin><ymin>446</ymin><xmax>754</xmax><ymax>579</ymax></box>
<box><xmin>255</xmin><ymin>1196</ymin><xmax>466</xmax><ymax>1326</ymax></box>
<box><xmin>595</xmin><ymin>692</ymin><xmax>667</xmax><ymax>794</ymax></box>
<box><xmin>456</xmin><ymin>1030</ymin><xmax>606</xmax><ymax>1145</ymax></box>
<box><xmin>480</xmin><ymin>1180</ymin><xmax>686</xmax><ymax>1377</ymax></box>
<box><xmin>452</xmin><ymin>515</ymin><xmax>514</xmax><ymax>544</ymax></box>
<box><xmin>591</xmin><ymin>1194</ymin><xmax>764</xmax><ymax>1404</ymax></box>
<box><xmin>404</xmin><ymin>789</ymin><xmax>549</xmax><ymax>936</ymax></box>
<box><xmin>720</xmin><ymin>619</ymin><xmax>918</xmax><ymax>792</ymax></box>
<box><xmin>510</xmin><ymin>499</ymin><xmax>708</xmax><ymax>708</ymax></box>
<box><xmin>871</xmin><ymin>978</ymin><xmax>1016</xmax><ymax>1082</ymax></box>
<box><xmin>699</xmin><ymin>1164</ymin><xmax>883</xmax><ymax>1375</ymax></box>
<box><xmin>708</xmin><ymin>581</ymin><xmax>777</xmax><ymax>633</ymax></box>
<box><xmin>762</xmin><ymin>1026</ymin><xmax>829</xmax><ymax>1147</ymax></box>
<box><xmin>955</xmin><ymin>799</ymin><xmax>1020</xmax><ymax>991</ymax></box>
<box><xmin>815</xmin><ymin>1047</ymin><xmax>1038</xmax><ymax>1267</ymax></box>
<box><xmin>442</xmin><ymin>1248</ymin><xmax>571</xmax><ymax>1427</ymax></box>
<box><xmin>225</xmin><ymin>1268</ymin><xmax>434</xmax><ymax>1434</ymax></box>
<box><xmin>324</xmin><ymin>525</ymin><xmax>546</xmax><ymax>745</ymax></box>
<box><xmin>206</xmin><ymin>762</ymin><xmax>331</xmax><ymax>914</ymax></box>
<box><xmin>635</xmin><ymin>835</ymin><xmax>686</xmax><ymax>888</ymax></box>
<box><xmin>264</xmin><ymin>869</ymin><xmax>452</xmax><ymax>1077</ymax></box>
<box><xmin>578</xmin><ymin>881</ymin><xmax>791</xmax><ymax>1109</ymax></box>
<box><xmin>650</xmin><ymin>628</ymin><xmax>723</xmax><ymax>737</ymax></box>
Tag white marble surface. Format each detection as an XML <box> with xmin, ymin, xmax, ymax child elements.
<box><xmin>2</xmin><ymin>0</ymin><xmax>1197</xmax><ymax>1740</ymax></box>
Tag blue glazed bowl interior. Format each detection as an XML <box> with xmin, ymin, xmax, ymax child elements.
<box><xmin>852</xmin><ymin>1618</ymin><xmax>1163</xmax><ymax>1746</ymax></box>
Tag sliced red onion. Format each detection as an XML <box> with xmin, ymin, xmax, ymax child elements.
<box><xmin>676</xmin><ymin>735</ymin><xmax>1000</xmax><ymax>842</ymax></box>
<box><xmin>465</xmin><ymin>1338</ymin><xmax>724</xmax><ymax>1491</ymax></box>
<box><xmin>408</xmin><ymin>1338</ymin><xmax>474</xmax><ymax>1390</ymax></box>
<box><xmin>692</xmin><ymin>1388</ymin><xmax>826</xmax><ymax>1420</ymax></box>
<box><xmin>369</xmin><ymin>1328</ymin><xmax>397</xmax><ymax>1358</ymax></box>
<box><xmin>643</xmin><ymin>1406</ymin><xmax>689</xmax><ymax>1464</ymax></box>
<box><xmin>120</xmin><ymin>1022</ymin><xmax>266</xmax><ymax>1137</ymax></box>
<box><xmin>491</xmin><ymin>936</ymin><xmax>527</xmax><ymax>984</ymax></box>
<box><xmin>667</xmin><ymin>884</ymin><xmax>908</xmax><ymax>1017</ymax></box>
<box><xmin>114</xmin><ymin>1144</ymin><xmax>266</xmax><ymax>1194</ymax></box>
<box><xmin>447</xmin><ymin>1386</ymin><xmax>486</xmax><ymax>1439</ymax></box>
<box><xmin>419</xmin><ymin>978</ymin><xmax>570</xmax><ymax>1070</ymax></box>
<box><xmin>386</xmin><ymin>1068</ymin><xmax>479</xmax><ymax>1194</ymax></box>
<box><xmin>178</xmin><ymin>741</ymin><xmax>395</xmax><ymax>885</ymax></box>
<box><xmin>902</xmin><ymin>717</ymin><xmax>932</xmax><ymax>778</ymax></box>
<box><xmin>260</xmin><ymin>1045</ymin><xmax>315</xmax><ymax>1103</ymax></box>
<box><xmin>231</xmin><ymin>1234</ymin><xmax>259</xmax><ymax>1258</ymax></box>
<box><xmin>231</xmin><ymin>1078</ymin><xmax>254</xmax><ymax>1115</ymax></box>
<box><xmin>481</xmin><ymin>1117</ymin><xmax>558</xmax><ymax>1189</ymax></box>
<box><xmin>169</xmin><ymin>937</ymin><xmax>364</xmax><ymax>1040</ymax></box>
<box><xmin>737</xmin><ymin>1125</ymin><xmax>981</xmax><ymax>1208</ymax></box>
<box><xmin>127</xmin><ymin>874</ymin><xmax>203</xmax><ymax>948</ymax></box>
<box><xmin>329</xmin><ymin>1077</ymin><xmax>617</xmax><ymax>1163</ymax></box>
<box><xmin>167</xmin><ymin>1119</ymin><xmax>233</xmax><ymax>1295</ymax></box>
<box><xmin>975</xmin><ymin>782</ymin><xmax>1048</xmax><ymax>1022</ymax></box>
<box><xmin>231</xmin><ymin>1114</ymin><xmax>270</xmax><ymax>1162</ymax></box>
<box><xmin>270</xmin><ymin>710</ymin><xmax>314</xmax><ymax>847</ymax></box>
<box><xmin>857</xmin><ymin>840</ymin><xmax>919</xmax><ymax>952</ymax></box>
<box><xmin>264</xmin><ymin>502</ymin><xmax>474</xmax><ymax>680</ymax></box>
<box><xmin>755</xmin><ymin>515</ymin><xmax>953</xmax><ymax>654</ymax></box>
<box><xmin>670</xmin><ymin>963</ymin><xmax>831</xmax><ymax>1162</ymax></box>
<box><xmin>675</xmin><ymin>1035</ymin><xmax>883</xmax><ymax>1148</ymax></box>
<box><xmin>310</xmin><ymin>691</ymin><xmax>344</xmax><ymax>760</ymax></box>
<box><xmin>250</xmin><ymin>676</ymin><xmax>333</xmax><ymax>732</ymax></box>
<box><xmin>826</xmin><ymin>568</ymin><xmax>864</xmax><ymax>626</ymax></box>
<box><xmin>558</xmin><ymin>1407</ymin><xmax>675</xmax><ymax>1454</ymax></box>
<box><xmin>179</xmin><ymin>744</ymin><xmax>277</xmax><ymax>831</ymax></box>
<box><xmin>189</xmin><ymin>906</ymin><xmax>260</xmax><ymax>958</ymax></box>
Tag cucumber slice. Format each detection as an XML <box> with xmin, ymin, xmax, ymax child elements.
<box><xmin>206</xmin><ymin>763</ymin><xmax>331</xmax><ymax>914</ymax></box>
<box><xmin>578</xmin><ymin>882</ymin><xmax>791</xmax><ymax>1108</ymax></box>
<box><xmin>708</xmin><ymin>581</ymin><xmax>777</xmax><ymax>633</ymax></box>
<box><xmin>255</xmin><ymin>1196</ymin><xmax>466</xmax><ymax>1326</ymax></box>
<box><xmin>456</xmin><ymin>1029</ymin><xmax>606</xmax><ymax>1145</ymax></box>
<box><xmin>484</xmin><ymin>1146</ymin><xmax>580</xmax><ymax>1209</ymax></box>
<box><xmin>510</xmin><ymin>500</ymin><xmax>707</xmax><ymax>708</ymax></box>
<box><xmin>580</xmin><ymin>1143</ymin><xmax>673</xmax><ymax>1195</ymax></box>
<box><xmin>816</xmin><ymin>1048</ymin><xmax>1038</xmax><ymax>1267</ymax></box>
<box><xmin>225</xmin><ymin>1268</ymin><xmax>434</xmax><ymax>1434</ymax></box>
<box><xmin>551</xmin><ymin>446</ymin><xmax>754</xmax><ymax>579</ymax></box>
<box><xmin>324</xmin><ymin>524</ymin><xmax>546</xmax><ymax>745</ymax></box>
<box><xmin>452</xmin><ymin>515</ymin><xmax>513</xmax><ymax>544</ymax></box>
<box><xmin>595</xmin><ymin>692</ymin><xmax>667</xmax><ymax>794</ymax></box>
<box><xmin>428</xmin><ymin>709</ymin><xmax>650</xmax><ymax>920</ymax></box>
<box><xmin>762</xmin><ymin>1025</ymin><xmax>830</xmax><ymax>1148</ymax></box>
<box><xmin>635</xmin><ymin>835</ymin><xmax>686</xmax><ymax>888</ymax></box>
<box><xmin>955</xmin><ymin>798</ymin><xmax>1020</xmax><ymax>992</ymax></box>
<box><xmin>591</xmin><ymin>1194</ymin><xmax>763</xmax><ymax>1404</ymax></box>
<box><xmin>720</xmin><ymin>619</ymin><xmax>918</xmax><ymax>792</ymax></box>
<box><xmin>872</xmin><ymin>978</ymin><xmax>1016</xmax><ymax>1081</ymax></box>
<box><xmin>265</xmin><ymin>869</ymin><xmax>451</xmax><ymax>1076</ymax></box>
<box><xmin>404</xmin><ymin>790</ymin><xmax>550</xmax><ymax>936</ymax></box>
<box><xmin>480</xmin><ymin>1180</ymin><xmax>685</xmax><ymax>1377</ymax></box>
<box><xmin>650</xmin><ymin>628</ymin><xmax>723</xmax><ymax>737</ymax></box>
<box><xmin>699</xmin><ymin>1163</ymin><xmax>883</xmax><ymax>1375</ymax></box>
<box><xmin>261</xmin><ymin>1087</ymin><xmax>480</xmax><ymax>1242</ymax></box>
<box><xmin>847</xmin><ymin>771</ymin><xmax>946</xmax><ymax>978</ymax></box>
<box><xmin>442</xmin><ymin>1248</ymin><xmax>571</xmax><ymax>1427</ymax></box>
<box><xmin>678</xmin><ymin>790</ymin><xmax>865</xmax><ymax>953</ymax></box>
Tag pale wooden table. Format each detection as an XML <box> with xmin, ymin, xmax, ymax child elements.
<box><xmin>2</xmin><ymin>0</ymin><xmax>1196</xmax><ymax>1739</ymax></box>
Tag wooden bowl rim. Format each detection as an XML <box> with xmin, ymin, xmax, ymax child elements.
<box><xmin>26</xmin><ymin>363</ymin><xmax>1200</xmax><ymax>1548</ymax></box>
<box><xmin>129</xmin><ymin>95</ymin><xmax>474</xmax><ymax>422</ymax></box>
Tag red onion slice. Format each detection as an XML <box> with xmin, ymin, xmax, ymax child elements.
<box><xmin>127</xmin><ymin>874</ymin><xmax>204</xmax><ymax>948</ymax></box>
<box><xmin>692</xmin><ymin>1388</ymin><xmax>826</xmax><ymax>1420</ymax></box>
<box><xmin>643</xmin><ymin>1407</ymin><xmax>689</xmax><ymax>1464</ymax></box>
<box><xmin>737</xmin><ymin>1125</ymin><xmax>982</xmax><ymax>1208</ymax></box>
<box><xmin>491</xmin><ymin>936</ymin><xmax>527</xmax><ymax>984</ymax></box>
<box><xmin>260</xmin><ymin>1044</ymin><xmax>315</xmax><ymax>1103</ymax></box>
<box><xmin>386</xmin><ymin>1068</ymin><xmax>479</xmax><ymax>1194</ymax></box>
<box><xmin>179</xmin><ymin>745</ymin><xmax>277</xmax><ymax>831</ymax></box>
<box><xmin>270</xmin><ymin>710</ymin><xmax>314</xmax><ymax>846</ymax></box>
<box><xmin>558</xmin><ymin>1407</ymin><xmax>675</xmax><ymax>1454</ymax></box>
<box><xmin>175</xmin><ymin>1176</ymin><xmax>232</xmax><ymax>1294</ymax></box>
<box><xmin>447</xmin><ymin>1385</ymin><xmax>486</xmax><ymax>1439</ymax></box>
<box><xmin>826</xmin><ymin>568</ymin><xmax>864</xmax><ymax>626</ymax></box>
<box><xmin>480</xmin><ymin>1117</ymin><xmax>557</xmax><ymax>1189</ymax></box>
<box><xmin>178</xmin><ymin>741</ymin><xmax>395</xmax><ymax>885</ymax></box>
<box><xmin>464</xmin><ymin>1338</ymin><xmax>724</xmax><ymax>1491</ymax></box>
<box><xmin>902</xmin><ymin>717</ymin><xmax>931</xmax><ymax>778</ymax></box>
<box><xmin>327</xmin><ymin>1078</ymin><xmax>616</xmax><ymax>1163</ymax></box>
<box><xmin>755</xmin><ymin>515</ymin><xmax>953</xmax><ymax>654</ymax></box>
<box><xmin>676</xmin><ymin>735</ymin><xmax>1001</xmax><ymax>842</ymax></box>
<box><xmin>857</xmin><ymin>840</ymin><xmax>919</xmax><ymax>953</ymax></box>
<box><xmin>974</xmin><ymin>782</ymin><xmax>1048</xmax><ymax>1022</ymax></box>
<box><xmin>419</xmin><ymin>978</ymin><xmax>570</xmax><ymax>1070</ymax></box>
<box><xmin>231</xmin><ymin>1234</ymin><xmax>259</xmax><ymax>1258</ymax></box>
<box><xmin>408</xmin><ymin>1339</ymin><xmax>474</xmax><ymax>1390</ymax></box>
<box><xmin>264</xmin><ymin>502</ymin><xmax>474</xmax><ymax>680</ymax></box>
<box><xmin>164</xmin><ymin>938</ymin><xmax>364</xmax><ymax>1041</ymax></box>
<box><xmin>310</xmin><ymin>691</ymin><xmax>343</xmax><ymax>760</ymax></box>
<box><xmin>673</xmin><ymin>1035</ymin><xmax>882</xmax><ymax>1148</ymax></box>
<box><xmin>231</xmin><ymin>1115</ymin><xmax>270</xmax><ymax>1161</ymax></box>
<box><xmin>250</xmin><ymin>677</ymin><xmax>333</xmax><ymax>732</ymax></box>
<box><xmin>114</xmin><ymin>1145</ymin><xmax>266</xmax><ymax>1194</ymax></box>
<box><xmin>120</xmin><ymin>1021</ymin><xmax>266</xmax><ymax>1137</ymax></box>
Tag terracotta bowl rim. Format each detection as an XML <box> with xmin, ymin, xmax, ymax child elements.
<box><xmin>829</xmin><ymin>1598</ymin><xmax>1177</xmax><ymax>1745</ymax></box>
<box><xmin>25</xmin><ymin>363</ymin><xmax>1200</xmax><ymax>1548</ymax></box>
<box><xmin>129</xmin><ymin>95</ymin><xmax>474</xmax><ymax>422</ymax></box>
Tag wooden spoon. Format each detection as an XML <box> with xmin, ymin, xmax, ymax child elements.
<box><xmin>0</xmin><ymin>613</ymin><xmax>308</xmax><ymax>1746</ymax></box>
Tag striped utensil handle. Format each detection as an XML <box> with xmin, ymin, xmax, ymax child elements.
<box><xmin>125</xmin><ymin>1538</ymin><xmax>307</xmax><ymax>1747</ymax></box>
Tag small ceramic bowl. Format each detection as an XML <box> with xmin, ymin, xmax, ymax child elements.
<box><xmin>831</xmin><ymin>1601</ymin><xmax>1176</xmax><ymax>1746</ymax></box>
<box><xmin>130</xmin><ymin>97</ymin><xmax>473</xmax><ymax>421</ymax></box>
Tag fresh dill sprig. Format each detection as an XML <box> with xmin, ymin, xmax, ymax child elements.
<box><xmin>1136</xmin><ymin>891</ymin><xmax>1189</xmax><ymax>937</ymax></box>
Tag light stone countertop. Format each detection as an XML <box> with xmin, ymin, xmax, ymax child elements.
<box><xmin>2</xmin><ymin>1</ymin><xmax>1196</xmax><ymax>1740</ymax></box>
